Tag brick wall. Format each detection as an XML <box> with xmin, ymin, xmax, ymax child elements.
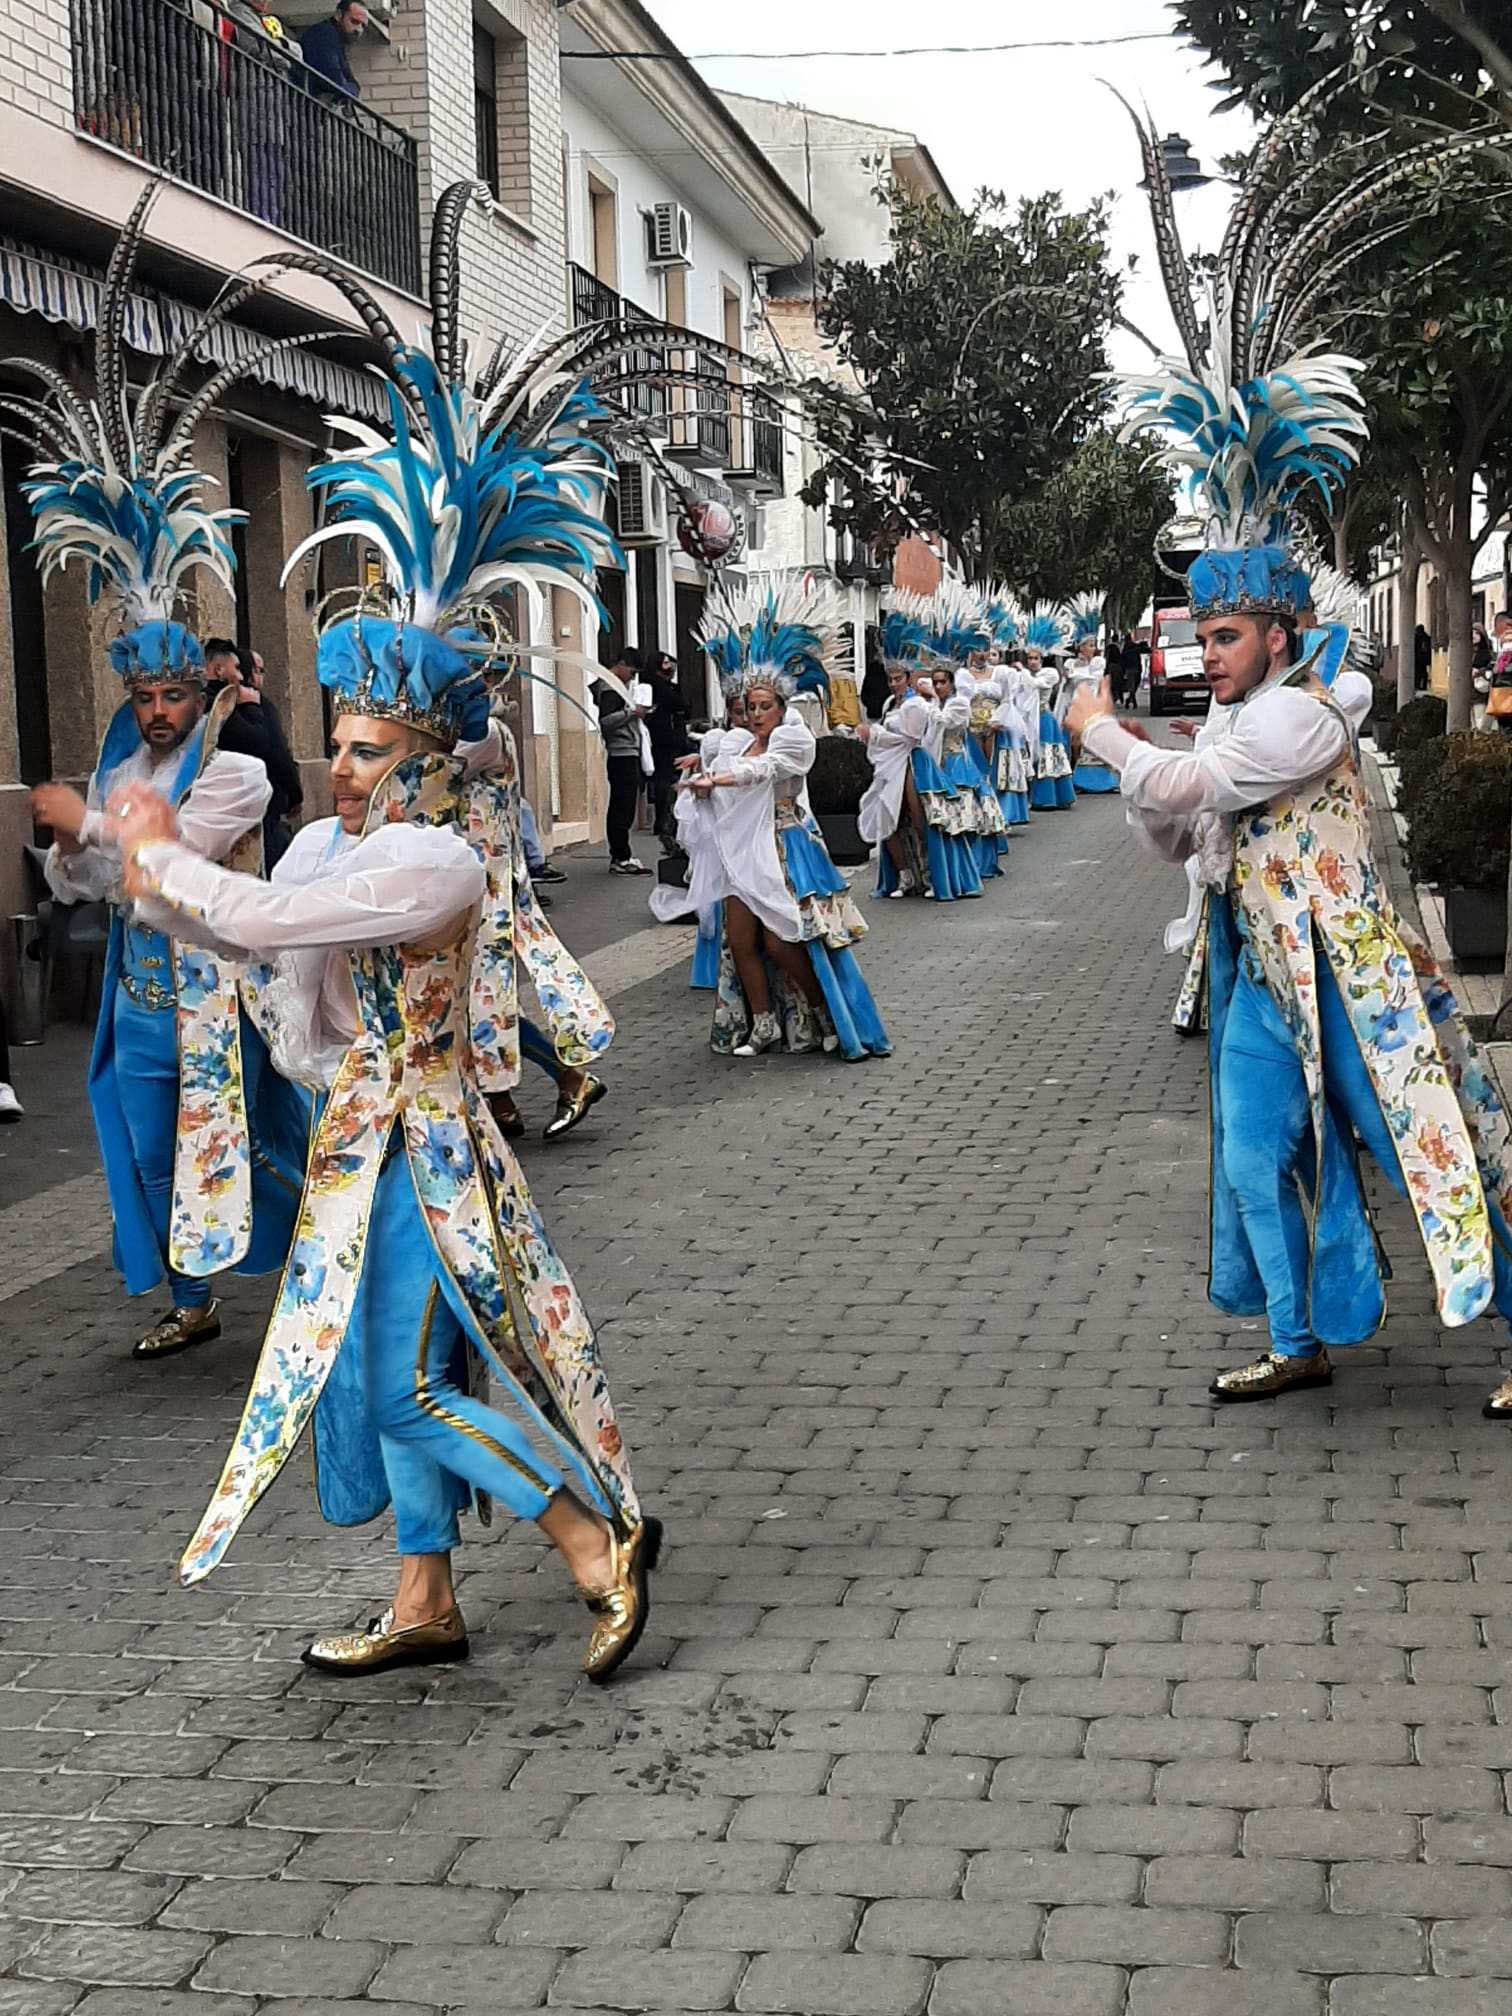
<box><xmin>0</xmin><ymin>0</ymin><xmax>73</xmax><ymax>131</ymax></box>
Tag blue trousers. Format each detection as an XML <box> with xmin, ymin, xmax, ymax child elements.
<box><xmin>112</xmin><ymin>990</ymin><xmax>211</xmax><ymax>1311</ymax></box>
<box><xmin>1218</xmin><ymin>955</ymin><xmax>1512</xmax><ymax>1355</ymax></box>
<box><xmin>520</xmin><ymin>1015</ymin><xmax>562</xmax><ymax>1084</ymax></box>
<box><xmin>519</xmin><ymin>798</ymin><xmax>546</xmax><ymax>877</ymax></box>
<box><xmin>352</xmin><ymin>1159</ymin><xmax>566</xmax><ymax>1555</ymax></box>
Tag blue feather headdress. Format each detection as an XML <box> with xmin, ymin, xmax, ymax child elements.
<box><xmin>925</xmin><ymin>580</ymin><xmax>991</xmax><ymax>667</ymax></box>
<box><xmin>0</xmin><ymin>182</ymin><xmax>289</xmax><ymax>684</ymax></box>
<box><xmin>980</xmin><ymin>585</ymin><xmax>1024</xmax><ymax>653</ymax></box>
<box><xmin>284</xmin><ymin>343</ymin><xmax>621</xmax><ymax>746</ymax></box>
<box><xmin>1107</xmin><ymin>84</ymin><xmax>1407</xmax><ymax>620</ymax></box>
<box><xmin>1065</xmin><ymin>592</ymin><xmax>1103</xmax><ymax>647</ymax></box>
<box><xmin>880</xmin><ymin>589</ymin><xmax>934</xmax><ymax>672</ymax></box>
<box><xmin>1022</xmin><ymin>601</ymin><xmax>1068</xmax><ymax>656</ymax></box>
<box><xmin>698</xmin><ymin>579</ymin><xmax>842</xmax><ymax>703</ymax></box>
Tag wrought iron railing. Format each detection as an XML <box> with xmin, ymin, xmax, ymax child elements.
<box><xmin>749</xmin><ymin>390</ymin><xmax>783</xmax><ymax>486</ymax></box>
<box><xmin>71</xmin><ymin>0</ymin><xmax>422</xmax><ymax>293</ymax></box>
<box><xmin>569</xmin><ymin>262</ymin><xmax>667</xmax><ymax>425</ymax></box>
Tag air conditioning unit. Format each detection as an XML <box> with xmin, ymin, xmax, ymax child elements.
<box><xmin>646</xmin><ymin>201</ymin><xmax>694</xmax><ymax>269</ymax></box>
<box><xmin>614</xmin><ymin>460</ymin><xmax>668</xmax><ymax>546</ymax></box>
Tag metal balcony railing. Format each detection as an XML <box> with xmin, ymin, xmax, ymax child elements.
<box><xmin>71</xmin><ymin>0</ymin><xmax>422</xmax><ymax>293</ymax></box>
<box><xmin>569</xmin><ymin>262</ymin><xmax>667</xmax><ymax>426</ymax></box>
<box><xmin>749</xmin><ymin>389</ymin><xmax>783</xmax><ymax>487</ymax></box>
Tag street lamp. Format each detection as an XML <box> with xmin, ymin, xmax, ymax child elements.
<box><xmin>1139</xmin><ymin>134</ymin><xmax>1212</xmax><ymax>194</ymax></box>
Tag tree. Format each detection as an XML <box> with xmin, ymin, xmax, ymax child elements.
<box><xmin>995</xmin><ymin>433</ymin><xmax>1174</xmax><ymax>624</ymax></box>
<box><xmin>804</xmin><ymin>180</ymin><xmax>1123</xmax><ymax>570</ymax></box>
<box><xmin>1175</xmin><ymin>3</ymin><xmax>1512</xmax><ymax>729</ymax></box>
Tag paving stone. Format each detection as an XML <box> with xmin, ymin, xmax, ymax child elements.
<box><xmin>964</xmin><ymin>1850</ymin><xmax>1140</xmax><ymax>1906</ymax></box>
<box><xmin>1042</xmin><ymin>1905</ymin><xmax>1229</xmax><ymax>1966</ymax></box>
<box><xmin>787</xmin><ymin>1845</ymin><xmax>963</xmax><ymax>1899</ymax></box>
<box><xmin>124</xmin><ymin>1826</ymin><xmax>301</xmax><ymax>1879</ymax></box>
<box><xmin>1233</xmin><ymin>1911</ymin><xmax>1425</xmax><ymax>1974</ymax></box>
<box><xmin>371</xmin><ymin>1941</ymin><xmax>562</xmax><ymax>2006</ymax></box>
<box><xmin>192</xmin><ymin>1934</ymin><xmax>384</xmax><ymax>1999</ymax></box>
<box><xmin>1431</xmin><ymin>1918</ymin><xmax>1512</xmax><ymax>1977</ymax></box>
<box><xmin>19</xmin><ymin>1928</ymin><xmax>212</xmax><ymax>1989</ymax></box>
<box><xmin>729</xmin><ymin>1797</ymin><xmax>894</xmax><ymax>1845</ymax></box>
<box><xmin>1244</xmin><ymin>1810</ymin><xmax>1419</xmax><ymax>1860</ymax></box>
<box><xmin>501</xmin><ymin>1886</ymin><xmax>682</xmax><ymax>1948</ymax></box>
<box><xmin>1145</xmin><ymin>1853</ymin><xmax>1324</xmax><ymax>1910</ymax></box>
<box><xmin>550</xmin><ymin>1947</ymin><xmax>745</xmax><ymax>2010</ymax></box>
<box><xmin>1066</xmin><ymin>1807</ymin><xmax>1239</xmax><ymax>1858</ymax></box>
<box><xmin>612</xmin><ymin>1842</ymin><xmax>784</xmax><ymax>1895</ymax></box>
<box><xmin>1331</xmin><ymin>1982</ymin><xmax>1512</xmax><ymax>2015</ymax></box>
<box><xmin>674</xmin><ymin>1893</ymin><xmax>860</xmax><ymax>1951</ymax></box>
<box><xmin>734</xmin><ymin>1952</ymin><xmax>932</xmax><ymax>2015</ymax></box>
<box><xmin>929</xmin><ymin>1960</ymin><xmax>1126</xmax><ymax>2016</ymax></box>
<box><xmin>159</xmin><ymin>1876</ymin><xmax>340</xmax><ymax>1935</ymax></box>
<box><xmin>1332</xmin><ymin>1861</ymin><xmax>1512</xmax><ymax>1915</ymax></box>
<box><xmin>5</xmin><ymin>1869</ymin><xmax>181</xmax><ymax>1925</ymax></box>
<box><xmin>325</xmin><ymin>1880</ymin><xmax>507</xmax><ymax>1944</ymax></box>
<box><xmin>1126</xmin><ymin>1967</ymin><xmax>1323</xmax><ymax>2015</ymax></box>
<box><xmin>1329</xmin><ymin>1765</ymin><xmax>1500</xmax><ymax>1813</ymax></box>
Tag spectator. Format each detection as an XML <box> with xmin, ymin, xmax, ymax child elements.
<box><xmin>1491</xmin><ymin>613</ymin><xmax>1512</xmax><ymax>735</ymax></box>
<box><xmin>299</xmin><ymin>0</ymin><xmax>366</xmax><ymax>103</ymax></box>
<box><xmin>0</xmin><ymin>994</ymin><xmax>21</xmax><ymax>1122</ymax></box>
<box><xmin>1120</xmin><ymin>632</ymin><xmax>1146</xmax><ymax>707</ymax></box>
<box><xmin>203</xmin><ymin>639</ymin><xmax>304</xmax><ymax>866</ymax></box>
<box><xmin>519</xmin><ymin>797</ymin><xmax>565</xmax><ymax>903</ymax></box>
<box><xmin>642</xmin><ymin>650</ymin><xmax>691</xmax><ymax>853</ymax></box>
<box><xmin>592</xmin><ymin>653</ymin><xmax>649</xmax><ymax>875</ymax></box>
<box><xmin>1414</xmin><ymin>622</ymin><xmax>1431</xmax><ymax>692</ymax></box>
<box><xmin>1473</xmin><ymin>621</ymin><xmax>1493</xmax><ymax>673</ymax></box>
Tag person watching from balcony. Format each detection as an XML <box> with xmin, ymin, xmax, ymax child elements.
<box><xmin>299</xmin><ymin>0</ymin><xmax>366</xmax><ymax>103</ymax></box>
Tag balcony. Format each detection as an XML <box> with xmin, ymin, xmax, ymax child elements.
<box><xmin>568</xmin><ymin>262</ymin><xmax>783</xmax><ymax>492</ymax></box>
<box><xmin>71</xmin><ymin>0</ymin><xmax>422</xmax><ymax>293</ymax></box>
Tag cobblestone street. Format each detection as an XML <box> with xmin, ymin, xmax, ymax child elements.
<box><xmin>5</xmin><ymin>782</ymin><xmax>1512</xmax><ymax>2016</ymax></box>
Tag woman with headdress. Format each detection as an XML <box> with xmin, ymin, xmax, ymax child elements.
<box><xmin>1060</xmin><ymin>593</ymin><xmax>1119</xmax><ymax>795</ymax></box>
<box><xmin>108</xmin><ymin>203</ymin><xmax>660</xmax><ymax>1681</ymax></box>
<box><xmin>922</xmin><ymin>583</ymin><xmax>1006</xmax><ymax>880</ymax></box>
<box><xmin>661</xmin><ymin>583</ymin><xmax>890</xmax><ymax>1060</ymax></box>
<box><xmin>979</xmin><ymin>589</ymin><xmax>1031</xmax><ymax>829</ymax></box>
<box><xmin>1024</xmin><ymin>603</ymin><xmax>1076</xmax><ymax>809</ymax></box>
<box><xmin>858</xmin><ymin>592</ymin><xmax>981</xmax><ymax>900</ymax></box>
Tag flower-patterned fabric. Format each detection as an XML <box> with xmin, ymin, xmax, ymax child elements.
<box><xmin>1230</xmin><ymin>705</ymin><xmax>1511</xmax><ymax>1328</ymax></box>
<box><xmin>174</xmin><ymin>752</ymin><xmax>638</xmax><ymax>1585</ymax></box>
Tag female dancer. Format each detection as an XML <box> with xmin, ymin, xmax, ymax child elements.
<box><xmin>671</xmin><ymin>587</ymin><xmax>891</xmax><ymax>1060</ymax></box>
<box><xmin>1025</xmin><ymin>606</ymin><xmax>1076</xmax><ymax>810</ymax></box>
<box><xmin>1061</xmin><ymin>595</ymin><xmax>1118</xmax><ymax>795</ymax></box>
<box><xmin>859</xmin><ymin>596</ymin><xmax>981</xmax><ymax>901</ymax></box>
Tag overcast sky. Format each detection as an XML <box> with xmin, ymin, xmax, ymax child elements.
<box><xmin>641</xmin><ymin>0</ymin><xmax>1255</xmax><ymax>370</ymax></box>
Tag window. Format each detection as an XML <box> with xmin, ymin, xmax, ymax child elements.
<box><xmin>474</xmin><ymin>24</ymin><xmax>499</xmax><ymax>199</ymax></box>
<box><xmin>588</xmin><ymin>172</ymin><xmax>618</xmax><ymax>287</ymax></box>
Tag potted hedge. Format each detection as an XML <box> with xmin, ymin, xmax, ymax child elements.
<box><xmin>807</xmin><ymin>732</ymin><xmax>872</xmax><ymax>865</ymax></box>
<box><xmin>1404</xmin><ymin>732</ymin><xmax>1512</xmax><ymax>965</ymax></box>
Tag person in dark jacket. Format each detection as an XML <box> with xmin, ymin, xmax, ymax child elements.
<box><xmin>298</xmin><ymin>0</ymin><xmax>367</xmax><ymax>101</ymax></box>
<box><xmin>203</xmin><ymin>641</ymin><xmax>304</xmax><ymax>866</ymax></box>
<box><xmin>642</xmin><ymin>651</ymin><xmax>691</xmax><ymax>852</ymax></box>
<box><xmin>1120</xmin><ymin>633</ymin><xmax>1146</xmax><ymax>708</ymax></box>
<box><xmin>592</xmin><ymin>652</ymin><xmax>649</xmax><ymax>874</ymax></box>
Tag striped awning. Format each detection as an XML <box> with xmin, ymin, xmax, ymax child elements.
<box><xmin>0</xmin><ymin>234</ymin><xmax>387</xmax><ymax>425</ymax></box>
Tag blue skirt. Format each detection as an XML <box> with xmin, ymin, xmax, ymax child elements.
<box><xmin>908</xmin><ymin>749</ymin><xmax>982</xmax><ymax>901</ymax></box>
<box><xmin>691</xmin><ymin>901</ymin><xmax>722</xmax><ymax>989</ymax></box>
<box><xmin>1073</xmin><ymin>759</ymin><xmax>1119</xmax><ymax>794</ymax></box>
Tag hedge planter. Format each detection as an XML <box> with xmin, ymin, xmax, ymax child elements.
<box><xmin>816</xmin><ymin>811</ymin><xmax>868</xmax><ymax>866</ymax></box>
<box><xmin>1443</xmin><ymin>886</ymin><xmax>1507</xmax><ymax>967</ymax></box>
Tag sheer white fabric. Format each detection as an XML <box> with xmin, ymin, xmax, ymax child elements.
<box><xmin>44</xmin><ymin>747</ymin><xmax>271</xmax><ymax>906</ymax></box>
<box><xmin>133</xmin><ymin>820</ymin><xmax>486</xmax><ymax>1089</ymax></box>
<box><xmin>859</xmin><ymin>694</ymin><xmax>933</xmax><ymax>845</ymax></box>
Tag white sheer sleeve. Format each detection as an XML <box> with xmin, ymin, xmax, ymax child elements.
<box><xmin>722</xmin><ymin>719</ymin><xmax>815</xmax><ymax>787</ymax></box>
<box><xmin>131</xmin><ymin>823</ymin><xmax>485</xmax><ymax>958</ymax></box>
<box><xmin>175</xmin><ymin>752</ymin><xmax>272</xmax><ymax>860</ymax></box>
<box><xmin>1082</xmin><ymin>688</ymin><xmax>1351</xmax><ymax>819</ymax></box>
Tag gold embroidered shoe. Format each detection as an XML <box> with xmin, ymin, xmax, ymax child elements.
<box><xmin>1210</xmin><ymin>1349</ymin><xmax>1332</xmax><ymax>1404</ymax></box>
<box><xmin>1482</xmin><ymin>1377</ymin><xmax>1512</xmax><ymax>1421</ymax></box>
<box><xmin>543</xmin><ymin>1074</ymin><xmax>607</xmax><ymax>1141</ymax></box>
<box><xmin>578</xmin><ymin>1516</ymin><xmax>663</xmax><ymax>1686</ymax></box>
<box><xmin>132</xmin><ymin>1300</ymin><xmax>222</xmax><ymax>1362</ymax></box>
<box><xmin>301</xmin><ymin>1604</ymin><xmax>469</xmax><ymax>1675</ymax></box>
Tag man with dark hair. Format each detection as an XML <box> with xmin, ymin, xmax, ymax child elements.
<box><xmin>591</xmin><ymin>650</ymin><xmax>649</xmax><ymax>874</ymax></box>
<box><xmin>641</xmin><ymin>650</ymin><xmax>690</xmax><ymax>853</ymax></box>
<box><xmin>298</xmin><ymin>0</ymin><xmax>367</xmax><ymax>102</ymax></box>
<box><xmin>203</xmin><ymin>640</ymin><xmax>304</xmax><ymax>866</ymax></box>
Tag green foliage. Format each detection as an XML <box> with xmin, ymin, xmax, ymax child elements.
<box><xmin>806</xmin><ymin>733</ymin><xmax>873</xmax><ymax>816</ymax></box>
<box><xmin>1404</xmin><ymin>732</ymin><xmax>1512</xmax><ymax>889</ymax></box>
<box><xmin>1394</xmin><ymin>693</ymin><xmax>1449</xmax><ymax>752</ymax></box>
<box><xmin>805</xmin><ymin>180</ymin><xmax>1123</xmax><ymax>564</ymax></box>
<box><xmin>995</xmin><ymin>433</ymin><xmax>1175</xmax><ymax>624</ymax></box>
<box><xmin>1170</xmin><ymin>0</ymin><xmax>1506</xmax><ymax>123</ymax></box>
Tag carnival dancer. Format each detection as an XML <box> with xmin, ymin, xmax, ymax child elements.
<box><xmin>1024</xmin><ymin>606</ymin><xmax>1076</xmax><ymax>809</ymax></box>
<box><xmin>921</xmin><ymin>583</ymin><xmax>1005</xmax><ymax>878</ymax></box>
<box><xmin>112</xmin><ymin>207</ymin><xmax>661</xmax><ymax>1676</ymax></box>
<box><xmin>474</xmin><ymin>700</ymin><xmax>612</xmax><ymax>1144</ymax></box>
<box><xmin>1062</xmin><ymin>594</ymin><xmax>1119</xmax><ymax>795</ymax></box>
<box><xmin>980</xmin><ymin>589</ymin><xmax>1032</xmax><ymax>827</ymax></box>
<box><xmin>1066</xmin><ymin>97</ymin><xmax>1512</xmax><ymax>1410</ymax></box>
<box><xmin>661</xmin><ymin>584</ymin><xmax>890</xmax><ymax>1060</ymax></box>
<box><xmin>12</xmin><ymin>184</ymin><xmax>297</xmax><ymax>1363</ymax></box>
<box><xmin>859</xmin><ymin>594</ymin><xmax>981</xmax><ymax>901</ymax></box>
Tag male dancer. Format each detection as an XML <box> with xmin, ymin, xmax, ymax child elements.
<box><xmin>34</xmin><ymin>647</ymin><xmax>271</xmax><ymax>1359</ymax></box>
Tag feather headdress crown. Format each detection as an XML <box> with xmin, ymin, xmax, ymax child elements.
<box><xmin>925</xmin><ymin>579</ymin><xmax>991</xmax><ymax>667</ymax></box>
<box><xmin>1065</xmin><ymin>592</ymin><xmax>1103</xmax><ymax>647</ymax></box>
<box><xmin>879</xmin><ymin>589</ymin><xmax>934</xmax><ymax>673</ymax></box>
<box><xmin>1102</xmin><ymin>77</ymin><xmax>1464</xmax><ymax>618</ymax></box>
<box><xmin>1022</xmin><ymin>601</ymin><xmax>1068</xmax><ymax>655</ymax></box>
<box><xmin>0</xmin><ymin>182</ymin><xmax>302</xmax><ymax>683</ymax></box>
<box><xmin>698</xmin><ymin>578</ymin><xmax>842</xmax><ymax>702</ymax></box>
<box><xmin>980</xmin><ymin>585</ymin><xmax>1024</xmax><ymax>653</ymax></box>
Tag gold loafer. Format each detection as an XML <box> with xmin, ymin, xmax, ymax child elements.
<box><xmin>301</xmin><ymin>1603</ymin><xmax>469</xmax><ymax>1675</ymax></box>
<box><xmin>1482</xmin><ymin>1377</ymin><xmax>1512</xmax><ymax>1421</ymax></box>
<box><xmin>577</xmin><ymin>1517</ymin><xmax>663</xmax><ymax>1686</ymax></box>
<box><xmin>1211</xmin><ymin>1349</ymin><xmax>1332</xmax><ymax>1404</ymax></box>
<box><xmin>544</xmin><ymin>1073</ymin><xmax>607</xmax><ymax>1141</ymax></box>
<box><xmin>132</xmin><ymin>1299</ymin><xmax>222</xmax><ymax>1362</ymax></box>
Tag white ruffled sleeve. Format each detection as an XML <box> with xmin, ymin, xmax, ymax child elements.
<box><xmin>721</xmin><ymin>719</ymin><xmax>815</xmax><ymax>787</ymax></box>
<box><xmin>1083</xmin><ymin>688</ymin><xmax>1351</xmax><ymax>820</ymax></box>
<box><xmin>131</xmin><ymin>823</ymin><xmax>485</xmax><ymax>958</ymax></box>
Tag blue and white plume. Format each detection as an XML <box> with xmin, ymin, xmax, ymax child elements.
<box><xmin>698</xmin><ymin>578</ymin><xmax>842</xmax><ymax>702</ymax></box>
<box><xmin>1065</xmin><ymin>592</ymin><xmax>1104</xmax><ymax>648</ymax></box>
<box><xmin>880</xmin><ymin>589</ymin><xmax>934</xmax><ymax>673</ymax></box>
<box><xmin>1022</xmin><ymin>601</ymin><xmax>1069</xmax><ymax>656</ymax></box>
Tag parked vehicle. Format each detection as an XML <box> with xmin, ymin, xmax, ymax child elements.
<box><xmin>1149</xmin><ymin>607</ymin><xmax>1208</xmax><ymax>716</ymax></box>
